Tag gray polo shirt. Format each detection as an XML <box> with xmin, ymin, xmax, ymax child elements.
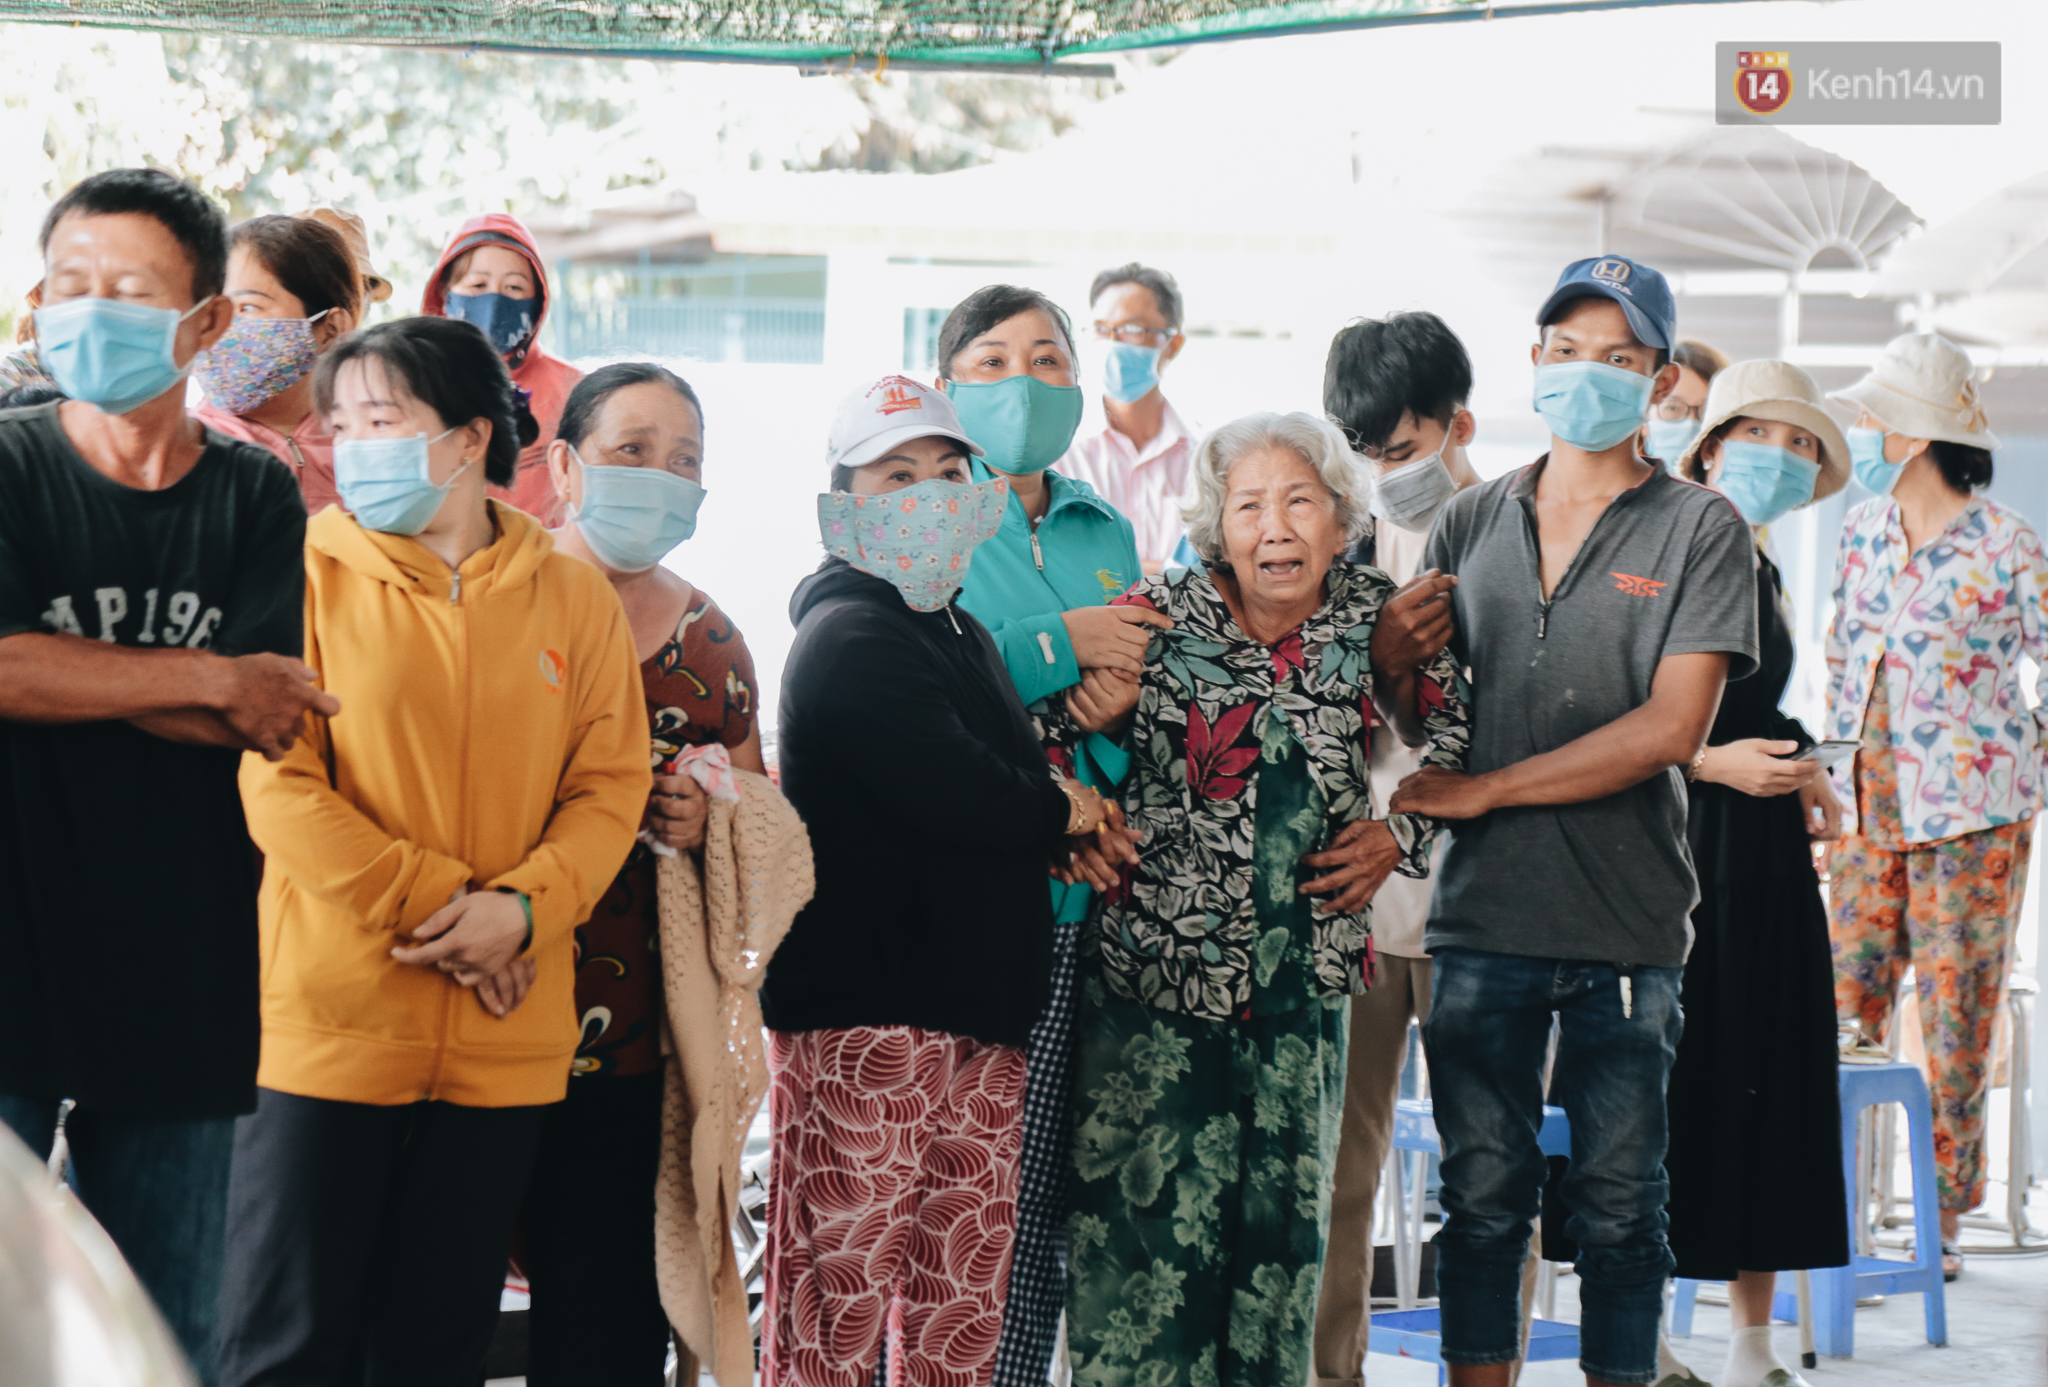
<box><xmin>1421</xmin><ymin>458</ymin><xmax>1759</xmax><ymax>968</ymax></box>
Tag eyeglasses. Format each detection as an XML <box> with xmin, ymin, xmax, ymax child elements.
<box><xmin>1093</xmin><ymin>322</ymin><xmax>1173</xmax><ymax>345</ymax></box>
<box><xmin>1652</xmin><ymin>398</ymin><xmax>1703</xmax><ymax>423</ymax></box>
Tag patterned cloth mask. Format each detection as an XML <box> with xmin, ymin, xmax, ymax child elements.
<box><xmin>817</xmin><ymin>476</ymin><xmax>1010</xmax><ymax>612</ymax></box>
<box><xmin>191</xmin><ymin>311</ymin><xmax>329</xmax><ymax>416</ymax></box>
<box><xmin>445</xmin><ymin>292</ymin><xmax>537</xmax><ymax>356</ymax></box>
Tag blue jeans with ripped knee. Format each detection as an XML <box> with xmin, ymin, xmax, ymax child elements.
<box><xmin>1423</xmin><ymin>946</ymin><xmax>1683</xmax><ymax>1386</ymax></box>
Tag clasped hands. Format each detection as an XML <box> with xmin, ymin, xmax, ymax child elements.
<box><xmin>390</xmin><ymin>885</ymin><xmax>534</xmax><ymax>1019</ymax></box>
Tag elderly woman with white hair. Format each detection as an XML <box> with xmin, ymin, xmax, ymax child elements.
<box><xmin>1053</xmin><ymin>411</ymin><xmax>1471</xmax><ymax>1384</ymax></box>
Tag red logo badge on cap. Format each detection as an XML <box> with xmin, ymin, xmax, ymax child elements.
<box><xmin>871</xmin><ymin>377</ymin><xmax>926</xmax><ymax>416</ymax></box>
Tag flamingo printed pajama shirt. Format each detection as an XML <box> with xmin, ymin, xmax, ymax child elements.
<box><xmin>1824</xmin><ymin>493</ymin><xmax>2048</xmax><ymax>1212</ymax></box>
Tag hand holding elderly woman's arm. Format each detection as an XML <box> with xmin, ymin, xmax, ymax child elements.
<box><xmin>1062</xmin><ymin>604</ymin><xmax>1174</xmax><ymax>676</ymax></box>
<box><xmin>1298</xmin><ymin>818</ymin><xmax>1404</xmax><ymax>914</ymax></box>
<box><xmin>1370</xmin><ymin>572</ymin><xmax>1458</xmax><ymax>747</ymax></box>
<box><xmin>1050</xmin><ymin>784</ymin><xmax>1140</xmax><ymax>891</ymax></box>
<box><xmin>1393</xmin><ymin>651</ymin><xmax>1730</xmax><ymax>819</ymax></box>
<box><xmin>1065</xmin><ymin>666</ymin><xmax>1140</xmax><ymax>737</ymax></box>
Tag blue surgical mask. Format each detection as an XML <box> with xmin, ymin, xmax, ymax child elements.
<box><xmin>946</xmin><ymin>375</ymin><xmax>1084</xmax><ymax>476</ymax></box>
<box><xmin>36</xmin><ymin>295</ymin><xmax>216</xmax><ymax>414</ymax></box>
<box><xmin>818</xmin><ymin>476</ymin><xmax>1010</xmax><ymax>611</ymax></box>
<box><xmin>1371</xmin><ymin>437</ymin><xmax>1460</xmax><ymax>533</ymax></box>
<box><xmin>1645</xmin><ymin>416</ymin><xmax>1699</xmax><ymax>472</ymax></box>
<box><xmin>444</xmin><ymin>292</ymin><xmax>537</xmax><ymax>357</ymax></box>
<box><xmin>335</xmin><ymin>427</ymin><xmax>467</xmax><ymax>536</ymax></box>
<box><xmin>1532</xmin><ymin>360</ymin><xmax>1655</xmax><ymax>452</ymax></box>
<box><xmin>570</xmin><ymin>448</ymin><xmax>707</xmax><ymax>573</ymax></box>
<box><xmin>1101</xmin><ymin>342</ymin><xmax>1163</xmax><ymax>405</ymax></box>
<box><xmin>1848</xmin><ymin>425</ymin><xmax>1905</xmax><ymax>496</ymax></box>
<box><xmin>1714</xmin><ymin>440</ymin><xmax>1819</xmax><ymax>527</ymax></box>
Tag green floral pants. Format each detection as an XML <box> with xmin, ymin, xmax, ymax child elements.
<box><xmin>1066</xmin><ymin>977</ymin><xmax>1348</xmax><ymax>1387</ymax></box>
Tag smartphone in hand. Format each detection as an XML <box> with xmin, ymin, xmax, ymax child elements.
<box><xmin>1791</xmin><ymin>739</ymin><xmax>1859</xmax><ymax>769</ymax></box>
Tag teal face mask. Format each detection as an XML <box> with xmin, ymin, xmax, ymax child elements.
<box><xmin>1531</xmin><ymin>360</ymin><xmax>1655</xmax><ymax>452</ymax></box>
<box><xmin>1101</xmin><ymin>342</ymin><xmax>1163</xmax><ymax>405</ymax></box>
<box><xmin>570</xmin><ymin>448</ymin><xmax>706</xmax><ymax>573</ymax></box>
<box><xmin>1645</xmin><ymin>416</ymin><xmax>1699</xmax><ymax>471</ymax></box>
<box><xmin>1848</xmin><ymin>425</ymin><xmax>1906</xmax><ymax>496</ymax></box>
<box><xmin>335</xmin><ymin>427</ymin><xmax>467</xmax><ymax>536</ymax></box>
<box><xmin>36</xmin><ymin>295</ymin><xmax>215</xmax><ymax>415</ymax></box>
<box><xmin>1714</xmin><ymin>440</ymin><xmax>1819</xmax><ymax>527</ymax></box>
<box><xmin>946</xmin><ymin>375</ymin><xmax>1084</xmax><ymax>475</ymax></box>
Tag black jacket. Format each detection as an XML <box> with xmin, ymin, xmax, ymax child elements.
<box><xmin>764</xmin><ymin>559</ymin><xmax>1070</xmax><ymax>1047</ymax></box>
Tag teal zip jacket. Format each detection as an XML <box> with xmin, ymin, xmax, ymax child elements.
<box><xmin>958</xmin><ymin>459</ymin><xmax>1142</xmax><ymax>923</ymax></box>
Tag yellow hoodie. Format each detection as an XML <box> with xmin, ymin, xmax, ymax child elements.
<box><xmin>241</xmin><ymin>501</ymin><xmax>651</xmax><ymax>1108</ymax></box>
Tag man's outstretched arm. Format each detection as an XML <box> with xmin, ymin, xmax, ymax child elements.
<box><xmin>1389</xmin><ymin>651</ymin><xmax>1730</xmax><ymax>820</ymax></box>
<box><xmin>0</xmin><ymin>632</ymin><xmax>337</xmax><ymax>760</ymax></box>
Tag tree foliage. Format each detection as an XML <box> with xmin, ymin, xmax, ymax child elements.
<box><xmin>0</xmin><ymin>23</ymin><xmax>1123</xmax><ymax>327</ymax></box>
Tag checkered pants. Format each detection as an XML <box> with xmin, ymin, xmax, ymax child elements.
<box><xmin>988</xmin><ymin>916</ymin><xmax>1082</xmax><ymax>1387</ymax></box>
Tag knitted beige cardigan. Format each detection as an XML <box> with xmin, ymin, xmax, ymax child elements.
<box><xmin>654</xmin><ymin>768</ymin><xmax>812</xmax><ymax>1387</ymax></box>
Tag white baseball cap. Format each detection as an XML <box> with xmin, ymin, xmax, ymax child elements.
<box><xmin>826</xmin><ymin>375</ymin><xmax>985</xmax><ymax>475</ymax></box>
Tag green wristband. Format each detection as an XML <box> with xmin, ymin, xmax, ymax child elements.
<box><xmin>494</xmin><ymin>886</ymin><xmax>535</xmax><ymax>954</ymax></box>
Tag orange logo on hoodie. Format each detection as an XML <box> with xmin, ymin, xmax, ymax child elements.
<box><xmin>539</xmin><ymin>649</ymin><xmax>566</xmax><ymax>690</ymax></box>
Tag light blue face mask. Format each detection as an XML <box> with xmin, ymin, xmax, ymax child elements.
<box><xmin>946</xmin><ymin>375</ymin><xmax>1085</xmax><ymax>476</ymax></box>
<box><xmin>1848</xmin><ymin>425</ymin><xmax>1906</xmax><ymax>496</ymax></box>
<box><xmin>1645</xmin><ymin>416</ymin><xmax>1699</xmax><ymax>472</ymax></box>
<box><xmin>36</xmin><ymin>294</ymin><xmax>216</xmax><ymax>415</ymax></box>
<box><xmin>335</xmin><ymin>427</ymin><xmax>467</xmax><ymax>536</ymax></box>
<box><xmin>1714</xmin><ymin>439</ymin><xmax>1819</xmax><ymax>527</ymax></box>
<box><xmin>570</xmin><ymin>448</ymin><xmax>707</xmax><ymax>573</ymax></box>
<box><xmin>1101</xmin><ymin>341</ymin><xmax>1163</xmax><ymax>405</ymax></box>
<box><xmin>1532</xmin><ymin>360</ymin><xmax>1656</xmax><ymax>452</ymax></box>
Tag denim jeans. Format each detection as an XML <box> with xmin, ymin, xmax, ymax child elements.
<box><xmin>1423</xmin><ymin>948</ymin><xmax>1683</xmax><ymax>1385</ymax></box>
<box><xmin>0</xmin><ymin>1093</ymin><xmax>235</xmax><ymax>1387</ymax></box>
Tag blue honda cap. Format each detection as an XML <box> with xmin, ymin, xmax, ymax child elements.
<box><xmin>1536</xmin><ymin>256</ymin><xmax>1676</xmax><ymax>352</ymax></box>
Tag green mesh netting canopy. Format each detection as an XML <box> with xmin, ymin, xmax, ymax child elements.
<box><xmin>0</xmin><ymin>0</ymin><xmax>1751</xmax><ymax>71</ymax></box>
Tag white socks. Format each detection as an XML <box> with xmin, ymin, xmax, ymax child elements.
<box><xmin>1656</xmin><ymin>1331</ymin><xmax>1703</xmax><ymax>1383</ymax></box>
<box><xmin>1723</xmin><ymin>1324</ymin><xmax>1792</xmax><ymax>1387</ymax></box>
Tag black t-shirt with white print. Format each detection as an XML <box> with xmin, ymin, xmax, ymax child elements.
<box><xmin>0</xmin><ymin>401</ymin><xmax>305</xmax><ymax>1118</ymax></box>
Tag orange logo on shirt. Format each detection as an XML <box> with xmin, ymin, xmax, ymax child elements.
<box><xmin>1612</xmin><ymin>572</ymin><xmax>1667</xmax><ymax>597</ymax></box>
<box><xmin>538</xmin><ymin>648</ymin><xmax>566</xmax><ymax>690</ymax></box>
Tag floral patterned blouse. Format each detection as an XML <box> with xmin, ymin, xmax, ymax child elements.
<box><xmin>574</xmin><ymin>589</ymin><xmax>757</xmax><ymax>1077</ymax></box>
<box><xmin>1826</xmin><ymin>494</ymin><xmax>2048</xmax><ymax>844</ymax></box>
<box><xmin>1054</xmin><ymin>560</ymin><xmax>1471</xmax><ymax>1022</ymax></box>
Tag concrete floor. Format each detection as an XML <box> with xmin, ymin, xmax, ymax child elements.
<box><xmin>494</xmin><ymin>1250</ymin><xmax>2046</xmax><ymax>1387</ymax></box>
<box><xmin>1370</xmin><ymin>1213</ymin><xmax>2048</xmax><ymax>1386</ymax></box>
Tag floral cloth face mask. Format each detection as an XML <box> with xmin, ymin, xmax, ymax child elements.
<box><xmin>817</xmin><ymin>476</ymin><xmax>1010</xmax><ymax>612</ymax></box>
<box><xmin>191</xmin><ymin>310</ymin><xmax>330</xmax><ymax>416</ymax></box>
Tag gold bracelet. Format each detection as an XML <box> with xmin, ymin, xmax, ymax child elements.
<box><xmin>1685</xmin><ymin>746</ymin><xmax>1709</xmax><ymax>783</ymax></box>
<box><xmin>1059</xmin><ymin>780</ymin><xmax>1092</xmax><ymax>834</ymax></box>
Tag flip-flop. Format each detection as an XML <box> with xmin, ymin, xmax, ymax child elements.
<box><xmin>1941</xmin><ymin>1238</ymin><xmax>1963</xmax><ymax>1283</ymax></box>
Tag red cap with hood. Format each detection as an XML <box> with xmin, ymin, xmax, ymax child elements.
<box><xmin>424</xmin><ymin>213</ymin><xmax>584</xmax><ymax>528</ymax></box>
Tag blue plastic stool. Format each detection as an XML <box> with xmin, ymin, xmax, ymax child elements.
<box><xmin>1367</xmin><ymin>1099</ymin><xmax>1577</xmax><ymax>1384</ymax></box>
<box><xmin>1805</xmin><ymin>1061</ymin><xmax>1947</xmax><ymax>1357</ymax></box>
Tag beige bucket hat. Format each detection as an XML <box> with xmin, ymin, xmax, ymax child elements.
<box><xmin>295</xmin><ymin>208</ymin><xmax>392</xmax><ymax>304</ymax></box>
<box><xmin>1680</xmin><ymin>358</ymin><xmax>1851</xmax><ymax>505</ymax></box>
<box><xmin>1826</xmin><ymin>331</ymin><xmax>1998</xmax><ymax>450</ymax></box>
